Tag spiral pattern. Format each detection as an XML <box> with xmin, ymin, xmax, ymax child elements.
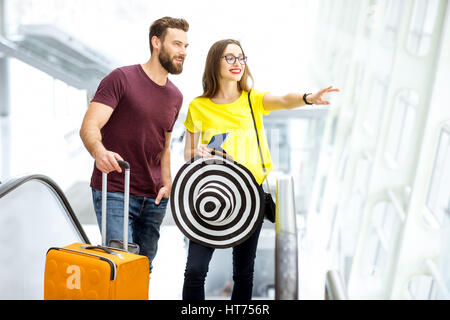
<box><xmin>171</xmin><ymin>156</ymin><xmax>264</xmax><ymax>248</ymax></box>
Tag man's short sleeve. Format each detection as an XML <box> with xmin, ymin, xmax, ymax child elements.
<box><xmin>91</xmin><ymin>68</ymin><xmax>127</xmax><ymax>109</ymax></box>
<box><xmin>167</xmin><ymin>98</ymin><xmax>183</xmax><ymax>132</ymax></box>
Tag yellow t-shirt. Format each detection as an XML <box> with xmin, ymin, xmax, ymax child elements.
<box><xmin>184</xmin><ymin>89</ymin><xmax>273</xmax><ymax>185</ymax></box>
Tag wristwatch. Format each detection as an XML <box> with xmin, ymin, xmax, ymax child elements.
<box><xmin>303</xmin><ymin>93</ymin><xmax>313</xmax><ymax>105</ymax></box>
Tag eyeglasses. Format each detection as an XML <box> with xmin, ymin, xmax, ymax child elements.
<box><xmin>221</xmin><ymin>54</ymin><xmax>247</xmax><ymax>65</ymax></box>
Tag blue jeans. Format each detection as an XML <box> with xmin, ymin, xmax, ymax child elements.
<box><xmin>91</xmin><ymin>188</ymin><xmax>168</xmax><ymax>272</ymax></box>
<box><xmin>182</xmin><ymin>220</ymin><xmax>264</xmax><ymax>300</ymax></box>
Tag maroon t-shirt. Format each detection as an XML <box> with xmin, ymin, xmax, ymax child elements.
<box><xmin>90</xmin><ymin>64</ymin><xmax>182</xmax><ymax>198</ymax></box>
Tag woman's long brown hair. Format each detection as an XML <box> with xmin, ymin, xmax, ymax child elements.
<box><xmin>201</xmin><ymin>39</ymin><xmax>254</xmax><ymax>98</ymax></box>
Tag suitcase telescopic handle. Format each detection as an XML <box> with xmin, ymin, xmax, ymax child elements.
<box><xmin>116</xmin><ymin>160</ymin><xmax>130</xmax><ymax>170</ymax></box>
<box><xmin>101</xmin><ymin>160</ymin><xmax>131</xmax><ymax>251</ymax></box>
<box><xmin>82</xmin><ymin>245</ymin><xmax>114</xmax><ymax>255</ymax></box>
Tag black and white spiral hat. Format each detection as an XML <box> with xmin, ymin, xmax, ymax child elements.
<box><xmin>171</xmin><ymin>156</ymin><xmax>264</xmax><ymax>249</ymax></box>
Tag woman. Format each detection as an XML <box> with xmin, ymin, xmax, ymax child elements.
<box><xmin>183</xmin><ymin>39</ymin><xmax>339</xmax><ymax>300</ymax></box>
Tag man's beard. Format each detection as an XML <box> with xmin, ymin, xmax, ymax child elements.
<box><xmin>158</xmin><ymin>46</ymin><xmax>184</xmax><ymax>75</ymax></box>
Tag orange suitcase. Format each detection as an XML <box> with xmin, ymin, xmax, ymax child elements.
<box><xmin>44</xmin><ymin>161</ymin><xmax>149</xmax><ymax>300</ymax></box>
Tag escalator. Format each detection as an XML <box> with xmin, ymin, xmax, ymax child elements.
<box><xmin>0</xmin><ymin>175</ymin><xmax>89</xmax><ymax>299</ymax></box>
<box><xmin>0</xmin><ymin>174</ymin><xmax>301</xmax><ymax>300</ymax></box>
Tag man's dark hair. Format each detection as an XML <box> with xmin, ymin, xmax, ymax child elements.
<box><xmin>149</xmin><ymin>17</ymin><xmax>189</xmax><ymax>53</ymax></box>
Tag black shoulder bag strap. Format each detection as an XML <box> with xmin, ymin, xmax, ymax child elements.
<box><xmin>248</xmin><ymin>90</ymin><xmax>266</xmax><ymax>173</ymax></box>
<box><xmin>248</xmin><ymin>90</ymin><xmax>272</xmax><ymax>194</ymax></box>
<box><xmin>248</xmin><ymin>91</ymin><xmax>276</xmax><ymax>224</ymax></box>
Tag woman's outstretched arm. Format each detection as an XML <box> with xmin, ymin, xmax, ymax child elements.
<box><xmin>263</xmin><ymin>86</ymin><xmax>340</xmax><ymax>111</ymax></box>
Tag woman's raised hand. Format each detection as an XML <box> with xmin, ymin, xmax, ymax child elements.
<box><xmin>308</xmin><ymin>86</ymin><xmax>340</xmax><ymax>105</ymax></box>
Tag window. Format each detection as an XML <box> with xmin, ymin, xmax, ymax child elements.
<box><xmin>338</xmin><ymin>56</ymin><xmax>351</xmax><ymax>91</ymax></box>
<box><xmin>316</xmin><ymin>176</ymin><xmax>327</xmax><ymax>213</ymax></box>
<box><xmin>337</xmin><ymin>141</ymin><xmax>350</xmax><ymax>182</ymax></box>
<box><xmin>340</xmin><ymin>0</ymin><xmax>360</xmax><ymax>34</ymax></box>
<box><xmin>364</xmin><ymin>77</ymin><xmax>389</xmax><ymax>137</ymax></box>
<box><xmin>338</xmin><ymin>0</ymin><xmax>351</xmax><ymax>32</ymax></box>
<box><xmin>321</xmin><ymin>0</ymin><xmax>334</xmax><ymax>24</ymax></box>
<box><xmin>425</xmin><ymin>127</ymin><xmax>450</xmax><ymax>227</ymax></box>
<box><xmin>346</xmin><ymin>0</ymin><xmax>361</xmax><ymax>34</ymax></box>
<box><xmin>364</xmin><ymin>0</ymin><xmax>379</xmax><ymax>38</ymax></box>
<box><xmin>441</xmin><ymin>213</ymin><xmax>450</xmax><ymax>295</ymax></box>
<box><xmin>407</xmin><ymin>0</ymin><xmax>441</xmax><ymax>56</ymax></box>
<box><xmin>383</xmin><ymin>0</ymin><xmax>405</xmax><ymax>47</ymax></box>
<box><xmin>407</xmin><ymin>275</ymin><xmax>439</xmax><ymax>300</ymax></box>
<box><xmin>363</xmin><ymin>202</ymin><xmax>401</xmax><ymax>276</ymax></box>
<box><xmin>342</xmin><ymin>192</ymin><xmax>365</xmax><ymax>260</ymax></box>
<box><xmin>353</xmin><ymin>157</ymin><xmax>372</xmax><ymax>195</ymax></box>
<box><xmin>352</xmin><ymin>64</ymin><xmax>366</xmax><ymax>107</ymax></box>
<box><xmin>341</xmin><ymin>157</ymin><xmax>372</xmax><ymax>259</ymax></box>
<box><xmin>264</xmin><ymin>120</ymin><xmax>290</xmax><ymax>173</ymax></box>
<box><xmin>385</xmin><ymin>90</ymin><xmax>419</xmax><ymax>166</ymax></box>
<box><xmin>329</xmin><ymin>115</ymin><xmax>339</xmax><ymax>146</ymax></box>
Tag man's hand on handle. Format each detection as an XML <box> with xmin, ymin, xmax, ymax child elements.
<box><xmin>94</xmin><ymin>147</ymin><xmax>124</xmax><ymax>174</ymax></box>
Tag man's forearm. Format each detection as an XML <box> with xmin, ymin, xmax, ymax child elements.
<box><xmin>160</xmin><ymin>148</ymin><xmax>172</xmax><ymax>188</ymax></box>
<box><xmin>80</xmin><ymin>124</ymin><xmax>106</xmax><ymax>159</ymax></box>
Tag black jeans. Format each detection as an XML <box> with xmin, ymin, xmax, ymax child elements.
<box><xmin>182</xmin><ymin>219</ymin><xmax>264</xmax><ymax>300</ymax></box>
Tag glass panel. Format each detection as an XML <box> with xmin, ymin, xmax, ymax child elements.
<box><xmin>382</xmin><ymin>204</ymin><xmax>400</xmax><ymax>243</ymax></box>
<box><xmin>0</xmin><ymin>179</ymin><xmax>87</xmax><ymax>299</ymax></box>
<box><xmin>339</xmin><ymin>58</ymin><xmax>351</xmax><ymax>94</ymax></box>
<box><xmin>344</xmin><ymin>0</ymin><xmax>360</xmax><ymax>34</ymax></box>
<box><xmin>383</xmin><ymin>0</ymin><xmax>405</xmax><ymax>46</ymax></box>
<box><xmin>329</xmin><ymin>115</ymin><xmax>338</xmax><ymax>146</ymax></box>
<box><xmin>338</xmin><ymin>0</ymin><xmax>351</xmax><ymax>32</ymax></box>
<box><xmin>363</xmin><ymin>202</ymin><xmax>400</xmax><ymax>276</ymax></box>
<box><xmin>365</xmin><ymin>78</ymin><xmax>389</xmax><ymax>137</ymax></box>
<box><xmin>316</xmin><ymin>176</ymin><xmax>327</xmax><ymax>212</ymax></box>
<box><xmin>342</xmin><ymin>158</ymin><xmax>372</xmax><ymax>261</ymax></box>
<box><xmin>366</xmin><ymin>202</ymin><xmax>386</xmax><ymax>275</ymax></box>
<box><xmin>365</xmin><ymin>0</ymin><xmax>380</xmax><ymax>38</ymax></box>
<box><xmin>426</xmin><ymin>128</ymin><xmax>450</xmax><ymax>227</ymax></box>
<box><xmin>407</xmin><ymin>0</ymin><xmax>441</xmax><ymax>56</ymax></box>
<box><xmin>338</xmin><ymin>141</ymin><xmax>350</xmax><ymax>182</ymax></box>
<box><xmin>407</xmin><ymin>275</ymin><xmax>439</xmax><ymax>300</ymax></box>
<box><xmin>352</xmin><ymin>64</ymin><xmax>366</xmax><ymax>107</ymax></box>
<box><xmin>264</xmin><ymin>120</ymin><xmax>290</xmax><ymax>173</ymax></box>
<box><xmin>353</xmin><ymin>158</ymin><xmax>372</xmax><ymax>194</ymax></box>
<box><xmin>385</xmin><ymin>90</ymin><xmax>419</xmax><ymax>164</ymax></box>
<box><xmin>423</xmin><ymin>0</ymin><xmax>440</xmax><ymax>34</ymax></box>
<box><xmin>342</xmin><ymin>192</ymin><xmax>364</xmax><ymax>261</ymax></box>
<box><xmin>8</xmin><ymin>58</ymin><xmax>89</xmax><ymax>188</ymax></box>
<box><xmin>398</xmin><ymin>100</ymin><xmax>418</xmax><ymax>162</ymax></box>
<box><xmin>364</xmin><ymin>226</ymin><xmax>383</xmax><ymax>276</ymax></box>
<box><xmin>441</xmin><ymin>209</ymin><xmax>450</xmax><ymax>295</ymax></box>
<box><xmin>264</xmin><ymin>117</ymin><xmax>326</xmax><ymax>216</ymax></box>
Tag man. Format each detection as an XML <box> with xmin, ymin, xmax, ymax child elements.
<box><xmin>80</xmin><ymin>17</ymin><xmax>189</xmax><ymax>272</ymax></box>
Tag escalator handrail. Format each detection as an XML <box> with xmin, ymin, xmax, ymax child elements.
<box><xmin>325</xmin><ymin>270</ymin><xmax>348</xmax><ymax>300</ymax></box>
<box><xmin>0</xmin><ymin>174</ymin><xmax>90</xmax><ymax>244</ymax></box>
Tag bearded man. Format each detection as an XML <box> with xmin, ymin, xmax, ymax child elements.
<box><xmin>80</xmin><ymin>17</ymin><xmax>189</xmax><ymax>273</ymax></box>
